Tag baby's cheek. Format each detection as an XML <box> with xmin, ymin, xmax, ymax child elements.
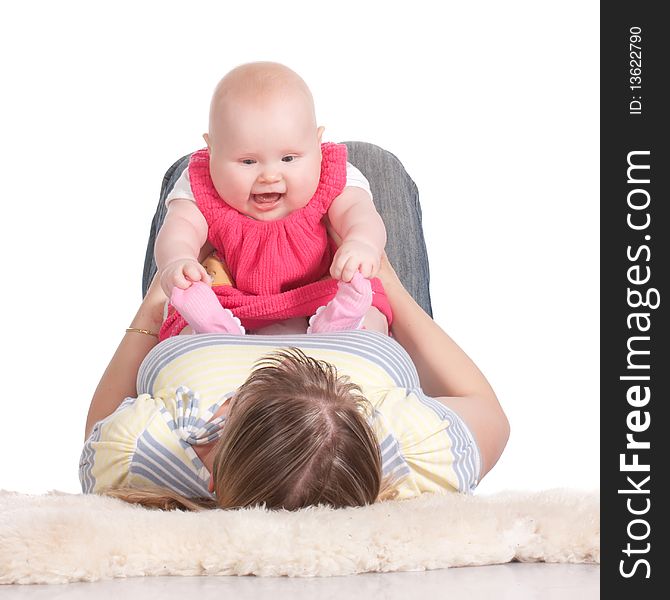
<box><xmin>293</xmin><ymin>174</ymin><xmax>320</xmax><ymax>206</ymax></box>
<box><xmin>211</xmin><ymin>168</ymin><xmax>240</xmax><ymax>201</ymax></box>
<box><xmin>288</xmin><ymin>195</ymin><xmax>311</xmax><ymax>211</ymax></box>
<box><xmin>208</xmin><ymin>167</ymin><xmax>225</xmax><ymax>194</ymax></box>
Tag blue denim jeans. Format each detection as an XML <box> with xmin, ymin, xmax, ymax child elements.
<box><xmin>142</xmin><ymin>141</ymin><xmax>433</xmax><ymax>317</ymax></box>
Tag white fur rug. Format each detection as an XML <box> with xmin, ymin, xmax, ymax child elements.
<box><xmin>0</xmin><ymin>488</ymin><xmax>599</xmax><ymax>585</ymax></box>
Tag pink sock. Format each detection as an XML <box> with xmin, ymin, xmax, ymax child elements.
<box><xmin>171</xmin><ymin>282</ymin><xmax>245</xmax><ymax>335</ymax></box>
<box><xmin>307</xmin><ymin>272</ymin><xmax>372</xmax><ymax>334</ymax></box>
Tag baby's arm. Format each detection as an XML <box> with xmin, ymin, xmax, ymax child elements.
<box><xmin>327</xmin><ymin>186</ymin><xmax>387</xmax><ymax>282</ymax></box>
<box><xmin>155</xmin><ymin>199</ymin><xmax>212</xmax><ymax>296</ymax></box>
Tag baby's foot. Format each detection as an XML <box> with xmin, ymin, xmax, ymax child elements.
<box><xmin>307</xmin><ymin>272</ymin><xmax>372</xmax><ymax>334</ymax></box>
<box><xmin>171</xmin><ymin>282</ymin><xmax>245</xmax><ymax>335</ymax></box>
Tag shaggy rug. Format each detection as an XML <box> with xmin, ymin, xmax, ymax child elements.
<box><xmin>0</xmin><ymin>488</ymin><xmax>599</xmax><ymax>585</ymax></box>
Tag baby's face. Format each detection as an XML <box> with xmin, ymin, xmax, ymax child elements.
<box><xmin>206</xmin><ymin>94</ymin><xmax>324</xmax><ymax>221</ymax></box>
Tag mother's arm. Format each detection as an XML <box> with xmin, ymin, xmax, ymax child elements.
<box><xmin>84</xmin><ymin>275</ymin><xmax>167</xmax><ymax>441</ymax></box>
<box><xmin>377</xmin><ymin>253</ymin><xmax>510</xmax><ymax>480</ymax></box>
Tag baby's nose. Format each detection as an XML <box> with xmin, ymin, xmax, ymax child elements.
<box><xmin>258</xmin><ymin>170</ymin><xmax>282</xmax><ymax>183</ymax></box>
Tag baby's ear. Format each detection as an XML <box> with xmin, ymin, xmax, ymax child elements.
<box><xmin>317</xmin><ymin>126</ymin><xmax>325</xmax><ymax>144</ymax></box>
<box><xmin>203</xmin><ymin>133</ymin><xmax>211</xmax><ymax>149</ymax></box>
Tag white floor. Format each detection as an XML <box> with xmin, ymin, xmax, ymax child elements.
<box><xmin>0</xmin><ymin>563</ymin><xmax>599</xmax><ymax>599</ymax></box>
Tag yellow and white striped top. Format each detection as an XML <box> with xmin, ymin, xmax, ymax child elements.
<box><xmin>80</xmin><ymin>331</ymin><xmax>481</xmax><ymax>501</ymax></box>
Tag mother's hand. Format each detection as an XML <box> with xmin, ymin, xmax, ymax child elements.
<box><xmin>135</xmin><ymin>272</ymin><xmax>169</xmax><ymax>333</ymax></box>
<box><xmin>376</xmin><ymin>251</ymin><xmax>403</xmax><ymax>292</ymax></box>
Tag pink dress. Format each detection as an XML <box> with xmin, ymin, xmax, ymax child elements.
<box><xmin>159</xmin><ymin>143</ymin><xmax>392</xmax><ymax>339</ymax></box>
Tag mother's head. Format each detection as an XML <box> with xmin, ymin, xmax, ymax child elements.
<box><xmin>106</xmin><ymin>348</ymin><xmax>394</xmax><ymax>511</ymax></box>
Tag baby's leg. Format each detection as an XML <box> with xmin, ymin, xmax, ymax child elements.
<box><xmin>251</xmin><ymin>317</ymin><xmax>309</xmax><ymax>335</ymax></box>
<box><xmin>307</xmin><ymin>272</ymin><xmax>374</xmax><ymax>334</ymax></box>
<box><xmin>172</xmin><ymin>283</ymin><xmax>245</xmax><ymax>335</ymax></box>
<box><xmin>170</xmin><ymin>251</ymin><xmax>243</xmax><ymax>335</ymax></box>
<box><xmin>162</xmin><ymin>300</ymin><xmax>192</xmax><ymax>336</ymax></box>
<box><xmin>361</xmin><ymin>306</ymin><xmax>389</xmax><ymax>335</ymax></box>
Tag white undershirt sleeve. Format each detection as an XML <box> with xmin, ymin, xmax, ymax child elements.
<box><xmin>344</xmin><ymin>162</ymin><xmax>373</xmax><ymax>199</ymax></box>
<box><xmin>164</xmin><ymin>168</ymin><xmax>195</xmax><ymax>207</ymax></box>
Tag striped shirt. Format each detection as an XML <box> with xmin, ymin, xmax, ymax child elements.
<box><xmin>80</xmin><ymin>331</ymin><xmax>481</xmax><ymax>501</ymax></box>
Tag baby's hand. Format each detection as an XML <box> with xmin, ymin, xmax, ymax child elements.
<box><xmin>159</xmin><ymin>259</ymin><xmax>211</xmax><ymax>297</ymax></box>
<box><xmin>330</xmin><ymin>240</ymin><xmax>381</xmax><ymax>282</ymax></box>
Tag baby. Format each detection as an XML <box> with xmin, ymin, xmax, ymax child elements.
<box><xmin>155</xmin><ymin>62</ymin><xmax>392</xmax><ymax>339</ymax></box>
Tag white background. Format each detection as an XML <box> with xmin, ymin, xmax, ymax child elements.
<box><xmin>0</xmin><ymin>1</ymin><xmax>599</xmax><ymax>495</ymax></box>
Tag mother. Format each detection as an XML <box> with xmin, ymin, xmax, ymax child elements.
<box><xmin>80</xmin><ymin>143</ymin><xmax>509</xmax><ymax>511</ymax></box>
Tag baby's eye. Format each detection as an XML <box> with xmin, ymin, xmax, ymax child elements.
<box><xmin>282</xmin><ymin>155</ymin><xmax>296</xmax><ymax>163</ymax></box>
<box><xmin>240</xmin><ymin>159</ymin><xmax>256</xmax><ymax>165</ymax></box>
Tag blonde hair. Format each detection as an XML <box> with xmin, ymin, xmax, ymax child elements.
<box><xmin>103</xmin><ymin>348</ymin><xmax>397</xmax><ymax>511</ymax></box>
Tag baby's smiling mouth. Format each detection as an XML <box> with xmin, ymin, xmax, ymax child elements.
<box><xmin>252</xmin><ymin>193</ymin><xmax>282</xmax><ymax>204</ymax></box>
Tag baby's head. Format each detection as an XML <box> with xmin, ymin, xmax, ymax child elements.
<box><xmin>209</xmin><ymin>348</ymin><xmax>397</xmax><ymax>510</ymax></box>
<box><xmin>204</xmin><ymin>62</ymin><xmax>325</xmax><ymax>221</ymax></box>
